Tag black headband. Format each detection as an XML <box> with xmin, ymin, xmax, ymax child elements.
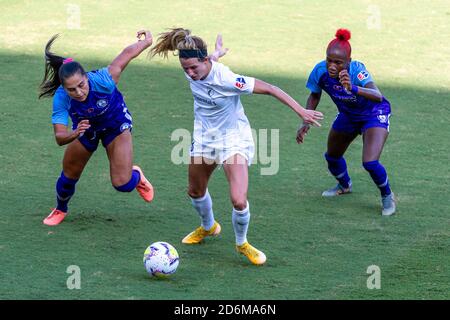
<box><xmin>179</xmin><ymin>49</ymin><xmax>208</xmax><ymax>59</ymax></box>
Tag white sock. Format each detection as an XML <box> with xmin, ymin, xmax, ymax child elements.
<box><xmin>190</xmin><ymin>189</ymin><xmax>215</xmax><ymax>230</ymax></box>
<box><xmin>232</xmin><ymin>201</ymin><xmax>250</xmax><ymax>246</ymax></box>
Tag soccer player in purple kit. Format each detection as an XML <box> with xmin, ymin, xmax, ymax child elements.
<box><xmin>297</xmin><ymin>29</ymin><xmax>396</xmax><ymax>216</ymax></box>
<box><xmin>39</xmin><ymin>30</ymin><xmax>155</xmax><ymax>226</ymax></box>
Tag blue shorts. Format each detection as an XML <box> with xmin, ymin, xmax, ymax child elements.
<box><xmin>78</xmin><ymin>119</ymin><xmax>133</xmax><ymax>153</ymax></box>
<box><xmin>332</xmin><ymin>112</ymin><xmax>390</xmax><ymax>135</ymax></box>
<box><xmin>78</xmin><ymin>109</ymin><xmax>133</xmax><ymax>152</ymax></box>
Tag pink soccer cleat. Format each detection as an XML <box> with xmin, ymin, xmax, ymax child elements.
<box><xmin>133</xmin><ymin>165</ymin><xmax>154</xmax><ymax>202</ymax></box>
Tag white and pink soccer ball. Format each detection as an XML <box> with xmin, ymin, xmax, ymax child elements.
<box><xmin>143</xmin><ymin>241</ymin><xmax>179</xmax><ymax>278</ymax></box>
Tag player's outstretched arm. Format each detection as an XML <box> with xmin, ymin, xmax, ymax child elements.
<box><xmin>108</xmin><ymin>30</ymin><xmax>153</xmax><ymax>84</ymax></box>
<box><xmin>208</xmin><ymin>34</ymin><xmax>229</xmax><ymax>62</ymax></box>
<box><xmin>253</xmin><ymin>79</ymin><xmax>324</xmax><ymax>127</ymax></box>
<box><xmin>296</xmin><ymin>92</ymin><xmax>322</xmax><ymax>144</ymax></box>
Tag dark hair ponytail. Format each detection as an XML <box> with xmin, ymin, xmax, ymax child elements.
<box><xmin>39</xmin><ymin>34</ymin><xmax>86</xmax><ymax>99</ymax></box>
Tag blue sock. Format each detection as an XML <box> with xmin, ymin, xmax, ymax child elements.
<box><xmin>363</xmin><ymin>160</ymin><xmax>391</xmax><ymax>196</ymax></box>
<box><xmin>56</xmin><ymin>171</ymin><xmax>78</xmax><ymax>213</ymax></box>
<box><xmin>324</xmin><ymin>153</ymin><xmax>351</xmax><ymax>188</ymax></box>
<box><xmin>114</xmin><ymin>170</ymin><xmax>140</xmax><ymax>192</ymax></box>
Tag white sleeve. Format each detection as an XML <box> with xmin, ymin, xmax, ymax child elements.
<box><xmin>219</xmin><ymin>64</ymin><xmax>255</xmax><ymax>95</ymax></box>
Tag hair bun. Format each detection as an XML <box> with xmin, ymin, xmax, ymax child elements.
<box><xmin>335</xmin><ymin>28</ymin><xmax>351</xmax><ymax>41</ymax></box>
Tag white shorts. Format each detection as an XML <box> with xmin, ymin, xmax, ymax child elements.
<box><xmin>189</xmin><ymin>123</ymin><xmax>255</xmax><ymax>166</ymax></box>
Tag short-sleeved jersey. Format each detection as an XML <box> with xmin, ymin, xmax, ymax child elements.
<box><xmin>52</xmin><ymin>67</ymin><xmax>129</xmax><ymax>131</ymax></box>
<box><xmin>306</xmin><ymin>60</ymin><xmax>390</xmax><ymax>119</ymax></box>
<box><xmin>186</xmin><ymin>61</ymin><xmax>255</xmax><ymax>146</ymax></box>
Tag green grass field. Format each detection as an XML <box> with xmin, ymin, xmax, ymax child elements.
<box><xmin>0</xmin><ymin>0</ymin><xmax>449</xmax><ymax>300</ymax></box>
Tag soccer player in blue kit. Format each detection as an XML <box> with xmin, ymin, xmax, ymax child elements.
<box><xmin>297</xmin><ymin>29</ymin><xmax>396</xmax><ymax>216</ymax></box>
<box><xmin>39</xmin><ymin>30</ymin><xmax>154</xmax><ymax>226</ymax></box>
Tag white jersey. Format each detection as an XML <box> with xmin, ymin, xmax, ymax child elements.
<box><xmin>186</xmin><ymin>61</ymin><xmax>255</xmax><ymax>150</ymax></box>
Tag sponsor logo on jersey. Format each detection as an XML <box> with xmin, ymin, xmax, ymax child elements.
<box><xmin>97</xmin><ymin>99</ymin><xmax>108</xmax><ymax>108</ymax></box>
<box><xmin>235</xmin><ymin>77</ymin><xmax>246</xmax><ymax>90</ymax></box>
<box><xmin>357</xmin><ymin>71</ymin><xmax>369</xmax><ymax>81</ymax></box>
<box><xmin>193</xmin><ymin>93</ymin><xmax>216</xmax><ymax>106</ymax></box>
<box><xmin>333</xmin><ymin>85</ymin><xmax>343</xmax><ymax>91</ymax></box>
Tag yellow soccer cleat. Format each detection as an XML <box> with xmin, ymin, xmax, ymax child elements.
<box><xmin>182</xmin><ymin>221</ymin><xmax>221</xmax><ymax>244</ymax></box>
<box><xmin>236</xmin><ymin>242</ymin><xmax>267</xmax><ymax>265</ymax></box>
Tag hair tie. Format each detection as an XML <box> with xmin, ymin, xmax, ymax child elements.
<box><xmin>63</xmin><ymin>57</ymin><xmax>74</xmax><ymax>64</ymax></box>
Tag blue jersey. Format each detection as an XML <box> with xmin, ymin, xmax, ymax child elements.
<box><xmin>306</xmin><ymin>60</ymin><xmax>390</xmax><ymax>120</ymax></box>
<box><xmin>52</xmin><ymin>67</ymin><xmax>130</xmax><ymax>131</ymax></box>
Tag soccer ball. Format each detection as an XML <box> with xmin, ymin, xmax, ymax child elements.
<box><xmin>143</xmin><ymin>241</ymin><xmax>179</xmax><ymax>278</ymax></box>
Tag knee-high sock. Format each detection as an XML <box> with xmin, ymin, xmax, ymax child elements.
<box><xmin>190</xmin><ymin>189</ymin><xmax>215</xmax><ymax>230</ymax></box>
<box><xmin>114</xmin><ymin>170</ymin><xmax>140</xmax><ymax>192</ymax></box>
<box><xmin>56</xmin><ymin>171</ymin><xmax>79</xmax><ymax>213</ymax></box>
<box><xmin>324</xmin><ymin>153</ymin><xmax>351</xmax><ymax>188</ymax></box>
<box><xmin>363</xmin><ymin>160</ymin><xmax>392</xmax><ymax>196</ymax></box>
<box><xmin>232</xmin><ymin>202</ymin><xmax>250</xmax><ymax>246</ymax></box>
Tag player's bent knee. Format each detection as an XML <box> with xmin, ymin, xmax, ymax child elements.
<box><xmin>62</xmin><ymin>167</ymin><xmax>84</xmax><ymax>180</ymax></box>
<box><xmin>111</xmin><ymin>175</ymin><xmax>132</xmax><ymax>189</ymax></box>
<box><xmin>231</xmin><ymin>198</ymin><xmax>247</xmax><ymax>211</ymax></box>
<box><xmin>188</xmin><ymin>188</ymin><xmax>207</xmax><ymax>199</ymax></box>
<box><xmin>363</xmin><ymin>160</ymin><xmax>379</xmax><ymax>172</ymax></box>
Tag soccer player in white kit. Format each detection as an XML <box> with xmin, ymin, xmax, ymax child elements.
<box><xmin>151</xmin><ymin>28</ymin><xmax>323</xmax><ymax>265</ymax></box>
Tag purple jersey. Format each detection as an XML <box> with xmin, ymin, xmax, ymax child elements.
<box><xmin>52</xmin><ymin>67</ymin><xmax>131</xmax><ymax>131</ymax></box>
<box><xmin>306</xmin><ymin>60</ymin><xmax>390</xmax><ymax>120</ymax></box>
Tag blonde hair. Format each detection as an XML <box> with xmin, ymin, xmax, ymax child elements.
<box><xmin>151</xmin><ymin>28</ymin><xmax>207</xmax><ymax>59</ymax></box>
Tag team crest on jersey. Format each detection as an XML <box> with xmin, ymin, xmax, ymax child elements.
<box><xmin>357</xmin><ymin>71</ymin><xmax>369</xmax><ymax>81</ymax></box>
<box><xmin>96</xmin><ymin>99</ymin><xmax>108</xmax><ymax>108</ymax></box>
<box><xmin>377</xmin><ymin>115</ymin><xmax>388</xmax><ymax>123</ymax></box>
<box><xmin>235</xmin><ymin>77</ymin><xmax>246</xmax><ymax>90</ymax></box>
<box><xmin>120</xmin><ymin>122</ymin><xmax>131</xmax><ymax>132</ymax></box>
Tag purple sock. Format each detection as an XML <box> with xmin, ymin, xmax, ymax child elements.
<box><xmin>324</xmin><ymin>153</ymin><xmax>351</xmax><ymax>188</ymax></box>
<box><xmin>363</xmin><ymin>160</ymin><xmax>391</xmax><ymax>196</ymax></box>
<box><xmin>114</xmin><ymin>170</ymin><xmax>140</xmax><ymax>192</ymax></box>
<box><xmin>56</xmin><ymin>171</ymin><xmax>78</xmax><ymax>213</ymax></box>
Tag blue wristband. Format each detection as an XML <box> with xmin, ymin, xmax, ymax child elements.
<box><xmin>351</xmin><ymin>85</ymin><xmax>359</xmax><ymax>94</ymax></box>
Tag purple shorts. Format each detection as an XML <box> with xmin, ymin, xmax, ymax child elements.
<box><xmin>332</xmin><ymin>112</ymin><xmax>390</xmax><ymax>135</ymax></box>
<box><xmin>78</xmin><ymin>121</ymin><xmax>132</xmax><ymax>152</ymax></box>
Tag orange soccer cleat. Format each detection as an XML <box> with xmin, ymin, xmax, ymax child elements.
<box><xmin>43</xmin><ymin>208</ymin><xmax>67</xmax><ymax>226</ymax></box>
<box><xmin>133</xmin><ymin>165</ymin><xmax>154</xmax><ymax>202</ymax></box>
